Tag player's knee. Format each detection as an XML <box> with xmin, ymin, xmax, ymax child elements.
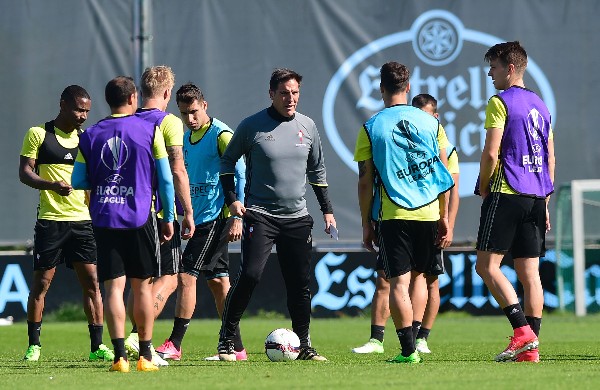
<box><xmin>178</xmin><ymin>273</ymin><xmax>196</xmax><ymax>290</ymax></box>
<box><xmin>474</xmin><ymin>262</ymin><xmax>488</xmax><ymax>278</ymax></box>
<box><xmin>33</xmin><ymin>278</ymin><xmax>52</xmax><ymax>297</ymax></box>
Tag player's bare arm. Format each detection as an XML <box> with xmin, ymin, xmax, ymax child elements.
<box><xmin>447</xmin><ymin>172</ymin><xmax>460</xmax><ymax>244</ymax></box>
<box><xmin>478</xmin><ymin>127</ymin><xmax>503</xmax><ymax>197</ymax></box>
<box><xmin>357</xmin><ymin>159</ymin><xmax>377</xmax><ymax>252</ymax></box>
<box><xmin>167</xmin><ymin>145</ymin><xmax>195</xmax><ymax>239</ymax></box>
<box><xmin>19</xmin><ymin>156</ymin><xmax>72</xmax><ymax>195</ymax></box>
<box><xmin>545</xmin><ymin>135</ymin><xmax>556</xmax><ymax>232</ymax></box>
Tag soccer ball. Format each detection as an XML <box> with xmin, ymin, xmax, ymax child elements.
<box><xmin>264</xmin><ymin>328</ymin><xmax>301</xmax><ymax>362</ymax></box>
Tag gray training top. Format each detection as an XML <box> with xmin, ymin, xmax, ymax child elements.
<box><xmin>221</xmin><ymin>107</ymin><xmax>328</xmax><ymax>218</ymax></box>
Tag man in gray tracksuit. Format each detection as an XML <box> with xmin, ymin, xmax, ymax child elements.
<box><xmin>217</xmin><ymin>68</ymin><xmax>336</xmax><ymax>361</ymax></box>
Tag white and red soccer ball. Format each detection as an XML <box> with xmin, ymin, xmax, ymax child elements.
<box><xmin>264</xmin><ymin>328</ymin><xmax>301</xmax><ymax>362</ymax></box>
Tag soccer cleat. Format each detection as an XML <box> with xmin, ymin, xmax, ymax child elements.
<box><xmin>151</xmin><ymin>345</ymin><xmax>169</xmax><ymax>366</ymax></box>
<box><xmin>513</xmin><ymin>348</ymin><xmax>540</xmax><ymax>363</ymax></box>
<box><xmin>205</xmin><ymin>349</ymin><xmax>248</xmax><ymax>361</ymax></box>
<box><xmin>109</xmin><ymin>357</ymin><xmax>130</xmax><ymax>372</ymax></box>
<box><xmin>235</xmin><ymin>349</ymin><xmax>248</xmax><ymax>361</ymax></box>
<box><xmin>207</xmin><ymin>348</ymin><xmax>247</xmax><ymax>361</ymax></box>
<box><xmin>204</xmin><ymin>354</ymin><xmax>220</xmax><ymax>361</ymax></box>
<box><xmin>124</xmin><ymin>332</ymin><xmax>140</xmax><ymax>360</ymax></box>
<box><xmin>352</xmin><ymin>338</ymin><xmax>384</xmax><ymax>354</ymax></box>
<box><xmin>137</xmin><ymin>356</ymin><xmax>159</xmax><ymax>371</ymax></box>
<box><xmin>387</xmin><ymin>351</ymin><xmax>422</xmax><ymax>364</ymax></box>
<box><xmin>297</xmin><ymin>346</ymin><xmax>327</xmax><ymax>361</ymax></box>
<box><xmin>217</xmin><ymin>340</ymin><xmax>236</xmax><ymax>361</ymax></box>
<box><xmin>89</xmin><ymin>344</ymin><xmax>115</xmax><ymax>361</ymax></box>
<box><xmin>23</xmin><ymin>345</ymin><xmax>41</xmax><ymax>361</ymax></box>
<box><xmin>495</xmin><ymin>335</ymin><xmax>539</xmax><ymax>362</ymax></box>
<box><xmin>415</xmin><ymin>338</ymin><xmax>431</xmax><ymax>354</ymax></box>
<box><xmin>156</xmin><ymin>339</ymin><xmax>181</xmax><ymax>361</ymax></box>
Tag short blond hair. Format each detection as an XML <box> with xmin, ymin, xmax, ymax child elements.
<box><xmin>140</xmin><ymin>65</ymin><xmax>175</xmax><ymax>99</ymax></box>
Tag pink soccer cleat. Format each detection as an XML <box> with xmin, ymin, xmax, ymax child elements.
<box><xmin>155</xmin><ymin>339</ymin><xmax>182</xmax><ymax>361</ymax></box>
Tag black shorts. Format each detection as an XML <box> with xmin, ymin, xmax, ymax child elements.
<box><xmin>377</xmin><ymin>219</ymin><xmax>443</xmax><ymax>279</ymax></box>
<box><xmin>94</xmin><ymin>214</ymin><xmax>160</xmax><ymax>283</ymax></box>
<box><xmin>375</xmin><ymin>251</ymin><xmax>444</xmax><ymax>276</ymax></box>
<box><xmin>157</xmin><ymin>218</ymin><xmax>182</xmax><ymax>276</ymax></box>
<box><xmin>476</xmin><ymin>193</ymin><xmax>546</xmax><ymax>258</ymax></box>
<box><xmin>33</xmin><ymin>219</ymin><xmax>96</xmax><ymax>271</ymax></box>
<box><xmin>181</xmin><ymin>218</ymin><xmax>229</xmax><ymax>279</ymax></box>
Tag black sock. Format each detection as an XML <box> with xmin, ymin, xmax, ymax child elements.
<box><xmin>411</xmin><ymin>321</ymin><xmax>422</xmax><ymax>343</ymax></box>
<box><xmin>131</xmin><ymin>324</ymin><xmax>138</xmax><ymax>334</ymax></box>
<box><xmin>27</xmin><ymin>321</ymin><xmax>42</xmax><ymax>346</ymax></box>
<box><xmin>417</xmin><ymin>327</ymin><xmax>431</xmax><ymax>340</ymax></box>
<box><xmin>233</xmin><ymin>324</ymin><xmax>245</xmax><ymax>352</ymax></box>
<box><xmin>88</xmin><ymin>324</ymin><xmax>103</xmax><ymax>352</ymax></box>
<box><xmin>111</xmin><ymin>338</ymin><xmax>127</xmax><ymax>363</ymax></box>
<box><xmin>139</xmin><ymin>340</ymin><xmax>152</xmax><ymax>361</ymax></box>
<box><xmin>169</xmin><ymin>317</ymin><xmax>190</xmax><ymax>350</ymax></box>
<box><xmin>526</xmin><ymin>316</ymin><xmax>542</xmax><ymax>337</ymax></box>
<box><xmin>370</xmin><ymin>325</ymin><xmax>385</xmax><ymax>342</ymax></box>
<box><xmin>396</xmin><ymin>326</ymin><xmax>415</xmax><ymax>357</ymax></box>
<box><xmin>502</xmin><ymin>303</ymin><xmax>528</xmax><ymax>329</ymax></box>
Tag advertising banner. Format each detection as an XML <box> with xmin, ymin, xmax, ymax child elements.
<box><xmin>2</xmin><ymin>249</ymin><xmax>596</xmax><ymax>321</ymax></box>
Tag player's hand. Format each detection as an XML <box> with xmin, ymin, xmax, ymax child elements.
<box><xmin>362</xmin><ymin>223</ymin><xmax>378</xmax><ymax>253</ymax></box>
<box><xmin>545</xmin><ymin>206</ymin><xmax>551</xmax><ymax>232</ymax></box>
<box><xmin>160</xmin><ymin>221</ymin><xmax>174</xmax><ymax>243</ymax></box>
<box><xmin>53</xmin><ymin>180</ymin><xmax>73</xmax><ymax>196</ymax></box>
<box><xmin>228</xmin><ymin>217</ymin><xmax>243</xmax><ymax>242</ymax></box>
<box><xmin>479</xmin><ymin>187</ymin><xmax>490</xmax><ymax>199</ymax></box>
<box><xmin>181</xmin><ymin>211</ymin><xmax>195</xmax><ymax>240</ymax></box>
<box><xmin>435</xmin><ymin>218</ymin><xmax>451</xmax><ymax>249</ymax></box>
<box><xmin>323</xmin><ymin>213</ymin><xmax>336</xmax><ymax>234</ymax></box>
<box><xmin>228</xmin><ymin>201</ymin><xmax>246</xmax><ymax>218</ymax></box>
<box><xmin>443</xmin><ymin>227</ymin><xmax>454</xmax><ymax>249</ymax></box>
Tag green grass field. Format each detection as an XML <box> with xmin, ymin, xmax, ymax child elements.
<box><xmin>1</xmin><ymin>314</ymin><xmax>599</xmax><ymax>389</ymax></box>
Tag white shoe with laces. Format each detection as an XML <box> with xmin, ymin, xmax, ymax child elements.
<box><xmin>415</xmin><ymin>338</ymin><xmax>431</xmax><ymax>354</ymax></box>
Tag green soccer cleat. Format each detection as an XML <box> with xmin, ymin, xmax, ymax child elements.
<box><xmin>90</xmin><ymin>344</ymin><xmax>115</xmax><ymax>361</ymax></box>
<box><xmin>24</xmin><ymin>345</ymin><xmax>41</xmax><ymax>362</ymax></box>
<box><xmin>387</xmin><ymin>351</ymin><xmax>422</xmax><ymax>364</ymax></box>
<box><xmin>352</xmin><ymin>338</ymin><xmax>384</xmax><ymax>354</ymax></box>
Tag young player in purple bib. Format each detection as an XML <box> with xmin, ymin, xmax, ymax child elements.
<box><xmin>474</xmin><ymin>41</ymin><xmax>555</xmax><ymax>363</ymax></box>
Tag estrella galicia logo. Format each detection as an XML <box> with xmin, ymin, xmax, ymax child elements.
<box><xmin>101</xmin><ymin>136</ymin><xmax>129</xmax><ymax>170</ymax></box>
<box><xmin>322</xmin><ymin>9</ymin><xmax>556</xmax><ymax>198</ymax></box>
<box><xmin>412</xmin><ymin>11</ymin><xmax>463</xmax><ymax>66</ymax></box>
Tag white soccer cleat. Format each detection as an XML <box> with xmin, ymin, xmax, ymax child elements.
<box><xmin>351</xmin><ymin>338</ymin><xmax>384</xmax><ymax>354</ymax></box>
<box><xmin>415</xmin><ymin>338</ymin><xmax>431</xmax><ymax>354</ymax></box>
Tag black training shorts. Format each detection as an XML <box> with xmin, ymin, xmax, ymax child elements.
<box><xmin>476</xmin><ymin>192</ymin><xmax>546</xmax><ymax>258</ymax></box>
<box><xmin>377</xmin><ymin>219</ymin><xmax>443</xmax><ymax>279</ymax></box>
<box><xmin>94</xmin><ymin>214</ymin><xmax>160</xmax><ymax>282</ymax></box>
<box><xmin>33</xmin><ymin>219</ymin><xmax>96</xmax><ymax>271</ymax></box>
<box><xmin>181</xmin><ymin>218</ymin><xmax>229</xmax><ymax>279</ymax></box>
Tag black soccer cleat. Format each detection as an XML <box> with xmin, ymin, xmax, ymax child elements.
<box><xmin>297</xmin><ymin>346</ymin><xmax>327</xmax><ymax>361</ymax></box>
